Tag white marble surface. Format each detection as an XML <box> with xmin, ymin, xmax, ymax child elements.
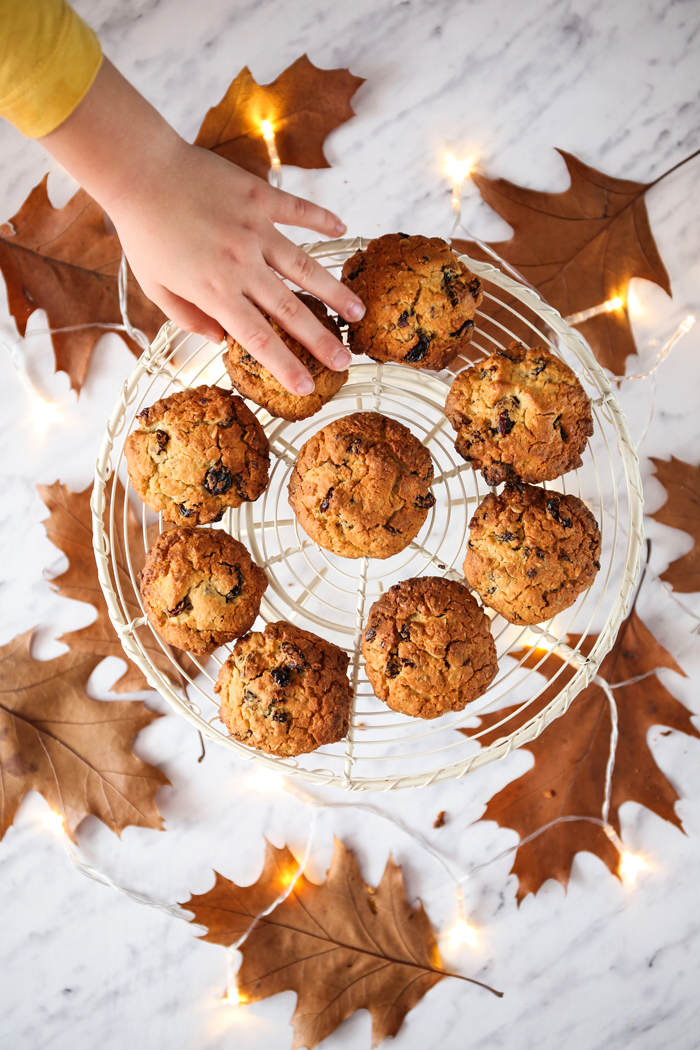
<box><xmin>1</xmin><ymin>1</ymin><xmax>700</xmax><ymax>1048</ymax></box>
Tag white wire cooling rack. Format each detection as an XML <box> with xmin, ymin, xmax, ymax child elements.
<box><xmin>92</xmin><ymin>238</ymin><xmax>644</xmax><ymax>790</ymax></box>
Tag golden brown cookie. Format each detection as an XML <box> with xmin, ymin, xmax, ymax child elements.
<box><xmin>288</xmin><ymin>411</ymin><xmax>435</xmax><ymax>559</ymax></box>
<box><xmin>224</xmin><ymin>293</ymin><xmax>348</xmax><ymax>421</ymax></box>
<box><xmin>140</xmin><ymin>527</ymin><xmax>267</xmax><ymax>653</ymax></box>
<box><xmin>445</xmin><ymin>342</ymin><xmax>593</xmax><ymax>484</ymax></box>
<box><xmin>341</xmin><ymin>233</ymin><xmax>482</xmax><ymax>370</ymax></box>
<box><xmin>361</xmin><ymin>577</ymin><xmax>498</xmax><ymax>719</ymax></box>
<box><xmin>463</xmin><ymin>483</ymin><xmax>601</xmax><ymax>625</ymax></box>
<box><xmin>125</xmin><ymin>385</ymin><xmax>269</xmax><ymax>524</ymax></box>
<box><xmin>215</xmin><ymin>621</ymin><xmax>352</xmax><ymax>756</ymax></box>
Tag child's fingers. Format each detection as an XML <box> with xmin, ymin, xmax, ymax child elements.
<box><xmin>264</xmin><ymin>187</ymin><xmax>346</xmax><ymax>237</ymax></box>
<box><xmin>209</xmin><ymin>294</ymin><xmax>315</xmax><ymax>395</ymax></box>
<box><xmin>143</xmin><ymin>283</ymin><xmax>224</xmax><ymax>343</ymax></box>
<box><xmin>264</xmin><ymin>230</ymin><xmax>365</xmax><ymax>323</ymax></box>
<box><xmin>249</xmin><ymin>273</ymin><xmax>351</xmax><ymax>371</ymax></box>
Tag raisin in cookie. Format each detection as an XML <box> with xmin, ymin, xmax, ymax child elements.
<box><xmin>125</xmin><ymin>385</ymin><xmax>269</xmax><ymax>524</ymax></box>
<box><xmin>463</xmin><ymin>483</ymin><xmax>601</xmax><ymax>625</ymax></box>
<box><xmin>225</xmin><ymin>293</ymin><xmax>348</xmax><ymax>421</ymax></box>
<box><xmin>140</xmin><ymin>527</ymin><xmax>267</xmax><ymax>652</ymax></box>
<box><xmin>288</xmin><ymin>411</ymin><xmax>435</xmax><ymax>559</ymax></box>
<box><xmin>362</xmin><ymin>577</ymin><xmax>497</xmax><ymax>719</ymax></box>
<box><xmin>216</xmin><ymin>622</ymin><xmax>351</xmax><ymax>756</ymax></box>
<box><xmin>341</xmin><ymin>233</ymin><xmax>482</xmax><ymax>370</ymax></box>
<box><xmin>445</xmin><ymin>343</ymin><xmax>593</xmax><ymax>484</ymax></box>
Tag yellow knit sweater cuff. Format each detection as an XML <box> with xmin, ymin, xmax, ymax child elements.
<box><xmin>0</xmin><ymin>0</ymin><xmax>103</xmax><ymax>138</ymax></box>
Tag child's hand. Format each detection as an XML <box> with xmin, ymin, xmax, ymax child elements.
<box><xmin>40</xmin><ymin>60</ymin><xmax>363</xmax><ymax>394</ymax></box>
<box><xmin>109</xmin><ymin>139</ymin><xmax>363</xmax><ymax>395</ymax></box>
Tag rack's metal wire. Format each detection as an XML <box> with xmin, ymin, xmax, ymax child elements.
<box><xmin>92</xmin><ymin>239</ymin><xmax>644</xmax><ymax>790</ymax></box>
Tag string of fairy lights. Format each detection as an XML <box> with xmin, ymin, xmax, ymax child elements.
<box><xmin>5</xmin><ymin>118</ymin><xmax>700</xmax><ymax>1018</ymax></box>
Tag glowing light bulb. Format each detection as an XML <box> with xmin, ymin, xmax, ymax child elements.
<box><xmin>39</xmin><ymin>809</ymin><xmax>65</xmax><ymax>834</ymax></box>
<box><xmin>444</xmin><ymin>152</ymin><xmax>475</xmax><ymax>214</ymax></box>
<box><xmin>618</xmin><ymin>850</ymin><xmax>649</xmax><ymax>887</ymax></box>
<box><xmin>565</xmin><ymin>296</ymin><xmax>625</xmax><ymax>325</ymax></box>
<box><xmin>444</xmin><ymin>917</ymin><xmax>479</xmax><ymax>950</ymax></box>
<box><xmin>259</xmin><ymin>119</ymin><xmax>281</xmax><ymax>186</ymax></box>
<box><xmin>221</xmin><ymin>984</ymin><xmax>247</xmax><ymax>1007</ymax></box>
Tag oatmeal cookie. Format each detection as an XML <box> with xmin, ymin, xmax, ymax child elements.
<box><xmin>216</xmin><ymin>621</ymin><xmax>352</xmax><ymax>756</ymax></box>
<box><xmin>225</xmin><ymin>293</ymin><xmax>348</xmax><ymax>421</ymax></box>
<box><xmin>140</xmin><ymin>526</ymin><xmax>267</xmax><ymax>652</ymax></box>
<box><xmin>125</xmin><ymin>385</ymin><xmax>269</xmax><ymax>524</ymax></box>
<box><xmin>361</xmin><ymin>577</ymin><xmax>498</xmax><ymax>719</ymax></box>
<box><xmin>463</xmin><ymin>483</ymin><xmax>601</xmax><ymax>624</ymax></box>
<box><xmin>445</xmin><ymin>342</ymin><xmax>593</xmax><ymax>484</ymax></box>
<box><xmin>288</xmin><ymin>411</ymin><xmax>435</xmax><ymax>559</ymax></box>
<box><xmin>341</xmin><ymin>233</ymin><xmax>482</xmax><ymax>370</ymax></box>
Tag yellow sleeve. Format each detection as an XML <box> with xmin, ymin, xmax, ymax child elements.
<box><xmin>0</xmin><ymin>0</ymin><xmax>102</xmax><ymax>138</ymax></box>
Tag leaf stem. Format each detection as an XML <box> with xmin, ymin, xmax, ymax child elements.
<box><xmin>438</xmin><ymin>969</ymin><xmax>504</xmax><ymax>998</ymax></box>
<box><xmin>647</xmin><ymin>147</ymin><xmax>700</xmax><ymax>190</ymax></box>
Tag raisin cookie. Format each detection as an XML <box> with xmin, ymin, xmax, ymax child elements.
<box><xmin>140</xmin><ymin>527</ymin><xmax>267</xmax><ymax>652</ymax></box>
<box><xmin>125</xmin><ymin>385</ymin><xmax>269</xmax><ymax>524</ymax></box>
<box><xmin>225</xmin><ymin>293</ymin><xmax>348</xmax><ymax>421</ymax></box>
<box><xmin>445</xmin><ymin>343</ymin><xmax>593</xmax><ymax>484</ymax></box>
<box><xmin>341</xmin><ymin>233</ymin><xmax>482</xmax><ymax>370</ymax></box>
<box><xmin>216</xmin><ymin>621</ymin><xmax>352</xmax><ymax>756</ymax></box>
<box><xmin>463</xmin><ymin>483</ymin><xmax>601</xmax><ymax>625</ymax></box>
<box><xmin>362</xmin><ymin>577</ymin><xmax>498</xmax><ymax>719</ymax></box>
<box><xmin>288</xmin><ymin>411</ymin><xmax>435</xmax><ymax>559</ymax></box>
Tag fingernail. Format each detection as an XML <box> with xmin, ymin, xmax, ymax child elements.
<box><xmin>295</xmin><ymin>376</ymin><xmax>315</xmax><ymax>396</ymax></box>
<box><xmin>334</xmin><ymin>220</ymin><xmax>347</xmax><ymax>236</ymax></box>
<box><xmin>347</xmin><ymin>300</ymin><xmax>365</xmax><ymax>321</ymax></box>
<box><xmin>332</xmin><ymin>348</ymin><xmax>352</xmax><ymax>369</ymax></box>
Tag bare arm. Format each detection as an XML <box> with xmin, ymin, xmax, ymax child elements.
<box><xmin>41</xmin><ymin>59</ymin><xmax>363</xmax><ymax>394</ymax></box>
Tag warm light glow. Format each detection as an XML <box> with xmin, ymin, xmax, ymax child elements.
<box><xmin>679</xmin><ymin>313</ymin><xmax>696</xmax><ymax>334</ymax></box>
<box><xmin>626</xmin><ymin>286</ymin><xmax>642</xmax><ymax>316</ymax></box>
<box><xmin>444</xmin><ymin>152</ymin><xmax>475</xmax><ymax>186</ymax></box>
<box><xmin>278</xmin><ymin>864</ymin><xmax>302</xmax><ymax>890</ymax></box>
<box><xmin>618</xmin><ymin>850</ymin><xmax>649</xmax><ymax>887</ymax></box>
<box><xmin>444</xmin><ymin>152</ymin><xmax>475</xmax><ymax>214</ymax></box>
<box><xmin>565</xmin><ymin>296</ymin><xmax>625</xmax><ymax>326</ymax></box>
<box><xmin>259</xmin><ymin>119</ymin><xmax>281</xmax><ymax>182</ymax></box>
<box><xmin>443</xmin><ymin>917</ymin><xmax>479</xmax><ymax>950</ymax></box>
<box><xmin>28</xmin><ymin>391</ymin><xmax>64</xmax><ymax>432</ymax></box>
<box><xmin>221</xmin><ymin>985</ymin><xmax>248</xmax><ymax>1007</ymax></box>
<box><xmin>38</xmin><ymin>808</ymin><xmax>65</xmax><ymax>834</ymax></box>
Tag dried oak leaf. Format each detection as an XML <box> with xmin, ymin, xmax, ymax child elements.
<box><xmin>0</xmin><ymin>629</ymin><xmax>169</xmax><ymax>842</ymax></box>
<box><xmin>0</xmin><ymin>176</ymin><xmax>165</xmax><ymax>392</ymax></box>
<box><xmin>649</xmin><ymin>456</ymin><xmax>700</xmax><ymax>594</ymax></box>
<box><xmin>461</xmin><ymin>603</ymin><xmax>698</xmax><ymax>902</ymax></box>
<box><xmin>194</xmin><ymin>53</ymin><xmax>364</xmax><ymax>179</ymax></box>
<box><xmin>38</xmin><ymin>479</ymin><xmax>195</xmax><ymax>694</ymax></box>
<box><xmin>183</xmin><ymin>838</ymin><xmax>500</xmax><ymax>1049</ymax></box>
<box><xmin>455</xmin><ymin>149</ymin><xmax>674</xmax><ymax>375</ymax></box>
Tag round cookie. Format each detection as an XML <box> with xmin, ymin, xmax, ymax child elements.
<box><xmin>224</xmin><ymin>293</ymin><xmax>348</xmax><ymax>421</ymax></box>
<box><xmin>140</xmin><ymin>527</ymin><xmax>267</xmax><ymax>653</ymax></box>
<box><xmin>125</xmin><ymin>385</ymin><xmax>269</xmax><ymax>524</ymax></box>
<box><xmin>215</xmin><ymin>621</ymin><xmax>352</xmax><ymax>756</ymax></box>
<box><xmin>341</xmin><ymin>233</ymin><xmax>482</xmax><ymax>370</ymax></box>
<box><xmin>463</xmin><ymin>483</ymin><xmax>601</xmax><ymax>625</ymax></box>
<box><xmin>445</xmin><ymin>342</ymin><xmax>593</xmax><ymax>484</ymax></box>
<box><xmin>288</xmin><ymin>411</ymin><xmax>435</xmax><ymax>559</ymax></box>
<box><xmin>361</xmin><ymin>577</ymin><xmax>498</xmax><ymax>719</ymax></box>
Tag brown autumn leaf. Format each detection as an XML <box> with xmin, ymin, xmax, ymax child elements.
<box><xmin>194</xmin><ymin>53</ymin><xmax>364</xmax><ymax>179</ymax></box>
<box><xmin>39</xmin><ymin>479</ymin><xmax>195</xmax><ymax>694</ymax></box>
<box><xmin>0</xmin><ymin>176</ymin><xmax>166</xmax><ymax>392</ymax></box>
<box><xmin>0</xmin><ymin>629</ymin><xmax>169</xmax><ymax>842</ymax></box>
<box><xmin>461</xmin><ymin>597</ymin><xmax>698</xmax><ymax>901</ymax></box>
<box><xmin>649</xmin><ymin>456</ymin><xmax>700</xmax><ymax>594</ymax></box>
<box><xmin>183</xmin><ymin>838</ymin><xmax>500</xmax><ymax>1049</ymax></box>
<box><xmin>455</xmin><ymin>149</ymin><xmax>683</xmax><ymax>374</ymax></box>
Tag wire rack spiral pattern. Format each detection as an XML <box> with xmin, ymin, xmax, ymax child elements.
<box><xmin>92</xmin><ymin>238</ymin><xmax>644</xmax><ymax>790</ymax></box>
